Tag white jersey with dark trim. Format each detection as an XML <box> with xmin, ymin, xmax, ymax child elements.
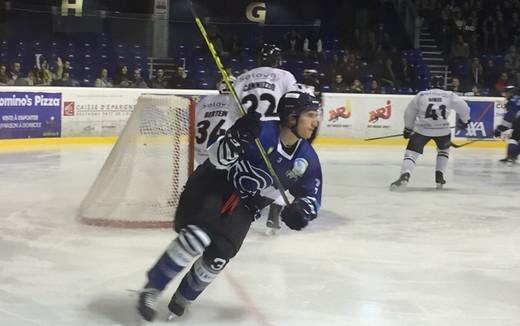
<box><xmin>404</xmin><ymin>88</ymin><xmax>471</xmax><ymax>137</ymax></box>
<box><xmin>234</xmin><ymin>66</ymin><xmax>297</xmax><ymax>121</ymax></box>
<box><xmin>194</xmin><ymin>94</ymin><xmax>240</xmax><ymax>164</ymax></box>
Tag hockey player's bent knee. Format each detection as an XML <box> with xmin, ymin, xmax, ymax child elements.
<box><xmin>168</xmin><ymin>225</ymin><xmax>211</xmax><ymax>264</ymax></box>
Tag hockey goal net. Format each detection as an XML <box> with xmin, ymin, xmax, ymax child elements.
<box><xmin>79</xmin><ymin>94</ymin><xmax>195</xmax><ymax>228</ymax></box>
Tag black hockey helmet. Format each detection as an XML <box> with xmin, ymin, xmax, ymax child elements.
<box><xmin>278</xmin><ymin>91</ymin><xmax>321</xmax><ymax>126</ymax></box>
<box><xmin>430</xmin><ymin>75</ymin><xmax>445</xmax><ymax>89</ymax></box>
<box><xmin>260</xmin><ymin>43</ymin><xmax>282</xmax><ymax>67</ymax></box>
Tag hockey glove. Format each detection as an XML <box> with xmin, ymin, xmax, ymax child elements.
<box><xmin>224</xmin><ymin>109</ymin><xmax>261</xmax><ymax>155</ymax></box>
<box><xmin>281</xmin><ymin>197</ymin><xmax>317</xmax><ymax>231</ymax></box>
<box><xmin>494</xmin><ymin>125</ymin><xmax>508</xmax><ymax>138</ymax></box>
<box><xmin>456</xmin><ymin>118</ymin><xmax>470</xmax><ymax>130</ymax></box>
<box><xmin>403</xmin><ymin>127</ymin><xmax>413</xmax><ymax>139</ymax></box>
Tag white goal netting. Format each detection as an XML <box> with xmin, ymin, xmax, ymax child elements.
<box><xmin>78</xmin><ymin>94</ymin><xmax>194</xmax><ymax>228</ymax></box>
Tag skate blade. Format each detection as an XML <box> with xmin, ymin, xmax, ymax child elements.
<box><xmin>389</xmin><ymin>184</ymin><xmax>407</xmax><ymax>191</ymax></box>
<box><xmin>135</xmin><ymin>312</ymin><xmax>153</xmax><ymax>326</ymax></box>
<box><xmin>265</xmin><ymin>227</ymin><xmax>277</xmax><ymax>236</ymax></box>
<box><xmin>436</xmin><ymin>183</ymin><xmax>444</xmax><ymax>190</ymax></box>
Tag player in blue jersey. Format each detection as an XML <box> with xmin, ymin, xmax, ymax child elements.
<box><xmin>136</xmin><ymin>90</ymin><xmax>323</xmax><ymax>322</ymax></box>
<box><xmin>494</xmin><ymin>85</ymin><xmax>520</xmax><ymax>164</ymax></box>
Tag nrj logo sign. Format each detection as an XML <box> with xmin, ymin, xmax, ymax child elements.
<box><xmin>328</xmin><ymin>106</ymin><xmax>351</xmax><ymax>122</ymax></box>
<box><xmin>368</xmin><ymin>100</ymin><xmax>392</xmax><ymax>123</ymax></box>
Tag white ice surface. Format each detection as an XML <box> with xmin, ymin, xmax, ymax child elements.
<box><xmin>0</xmin><ymin>144</ymin><xmax>519</xmax><ymax>326</ymax></box>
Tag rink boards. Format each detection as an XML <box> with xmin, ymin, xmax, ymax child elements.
<box><xmin>0</xmin><ymin>86</ymin><xmax>506</xmax><ymax>148</ymax></box>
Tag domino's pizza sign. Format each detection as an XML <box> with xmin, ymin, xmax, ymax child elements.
<box><xmin>455</xmin><ymin>101</ymin><xmax>495</xmax><ymax>139</ymax></box>
<box><xmin>0</xmin><ymin>91</ymin><xmax>62</xmax><ymax>139</ymax></box>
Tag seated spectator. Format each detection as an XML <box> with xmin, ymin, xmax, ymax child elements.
<box><xmin>494</xmin><ymin>72</ymin><xmax>509</xmax><ymax>96</ymax></box>
<box><xmin>349</xmin><ymin>79</ymin><xmax>364</xmax><ymax>93</ymax></box>
<box><xmin>150</xmin><ymin>69</ymin><xmax>168</xmax><ymax>89</ymax></box>
<box><xmin>379</xmin><ymin>57</ymin><xmax>397</xmax><ymax>87</ymax></box>
<box><xmin>131</xmin><ymin>68</ymin><xmax>148</xmax><ymax>88</ymax></box>
<box><xmin>464</xmin><ymin>84</ymin><xmax>481</xmax><ymax>96</ymax></box>
<box><xmin>336</xmin><ymin>53</ymin><xmax>359</xmax><ymax>85</ymax></box>
<box><xmin>38</xmin><ymin>58</ymin><xmax>53</xmax><ymax>86</ymax></box>
<box><xmin>395</xmin><ymin>57</ymin><xmax>412</xmax><ymax>87</ymax></box>
<box><xmin>0</xmin><ymin>64</ymin><xmax>8</xmax><ymax>85</ymax></box>
<box><xmin>51</xmin><ymin>71</ymin><xmax>74</xmax><ymax>87</ymax></box>
<box><xmin>113</xmin><ymin>65</ymin><xmax>131</xmax><ymax>87</ymax></box>
<box><xmin>283</xmin><ymin>30</ymin><xmax>302</xmax><ymax>56</ymax></box>
<box><xmin>8</xmin><ymin>61</ymin><xmax>21</xmax><ymax>84</ymax></box>
<box><xmin>368</xmin><ymin>79</ymin><xmax>383</xmax><ymax>94</ymax></box>
<box><xmin>14</xmin><ymin>70</ymin><xmax>36</xmax><ymax>86</ymax></box>
<box><xmin>331</xmin><ymin>74</ymin><xmax>348</xmax><ymax>93</ymax></box>
<box><xmin>450</xmin><ymin>34</ymin><xmax>470</xmax><ymax>65</ymax></box>
<box><xmin>95</xmin><ymin>68</ymin><xmax>112</xmax><ymax>88</ymax></box>
<box><xmin>227</xmin><ymin>34</ymin><xmax>243</xmax><ymax>56</ymax></box>
<box><xmin>482</xmin><ymin>59</ymin><xmax>500</xmax><ymax>89</ymax></box>
<box><xmin>168</xmin><ymin>66</ymin><xmax>193</xmax><ymax>89</ymax></box>
<box><xmin>51</xmin><ymin>57</ymin><xmax>64</xmax><ymax>81</ymax></box>
<box><xmin>449</xmin><ymin>77</ymin><xmax>465</xmax><ymax>95</ymax></box>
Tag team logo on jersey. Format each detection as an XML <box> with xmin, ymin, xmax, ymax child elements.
<box><xmin>329</xmin><ymin>105</ymin><xmax>351</xmax><ymax>122</ymax></box>
<box><xmin>231</xmin><ymin>161</ymin><xmax>273</xmax><ymax>196</ymax></box>
<box><xmin>286</xmin><ymin>158</ymin><xmax>308</xmax><ymax>180</ymax></box>
<box><xmin>368</xmin><ymin>100</ymin><xmax>392</xmax><ymax>123</ymax></box>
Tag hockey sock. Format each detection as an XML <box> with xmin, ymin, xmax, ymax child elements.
<box><xmin>507</xmin><ymin>139</ymin><xmax>519</xmax><ymax>158</ymax></box>
<box><xmin>435</xmin><ymin>147</ymin><xmax>450</xmax><ymax>174</ymax></box>
<box><xmin>175</xmin><ymin>256</ymin><xmax>222</xmax><ymax>301</ymax></box>
<box><xmin>267</xmin><ymin>203</ymin><xmax>283</xmax><ymax>228</ymax></box>
<box><xmin>400</xmin><ymin>150</ymin><xmax>420</xmax><ymax>175</ymax></box>
<box><xmin>146</xmin><ymin>225</ymin><xmax>211</xmax><ymax>291</ymax></box>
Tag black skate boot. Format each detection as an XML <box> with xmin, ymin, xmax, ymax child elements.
<box><xmin>435</xmin><ymin>171</ymin><xmax>446</xmax><ymax>189</ymax></box>
<box><xmin>137</xmin><ymin>286</ymin><xmax>160</xmax><ymax>322</ymax></box>
<box><xmin>167</xmin><ymin>292</ymin><xmax>190</xmax><ymax>320</ymax></box>
<box><xmin>499</xmin><ymin>156</ymin><xmax>517</xmax><ymax>165</ymax></box>
<box><xmin>265</xmin><ymin>204</ymin><xmax>282</xmax><ymax>235</ymax></box>
<box><xmin>389</xmin><ymin>173</ymin><xmax>410</xmax><ymax>191</ymax></box>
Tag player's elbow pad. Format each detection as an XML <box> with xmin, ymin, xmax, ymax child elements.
<box><xmin>207</xmin><ymin>135</ymin><xmax>241</xmax><ymax>169</ymax></box>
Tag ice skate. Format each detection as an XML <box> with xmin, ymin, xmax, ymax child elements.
<box><xmin>167</xmin><ymin>292</ymin><xmax>190</xmax><ymax>320</ymax></box>
<box><xmin>499</xmin><ymin>156</ymin><xmax>517</xmax><ymax>165</ymax></box>
<box><xmin>435</xmin><ymin>171</ymin><xmax>446</xmax><ymax>189</ymax></box>
<box><xmin>265</xmin><ymin>204</ymin><xmax>282</xmax><ymax>235</ymax></box>
<box><xmin>137</xmin><ymin>287</ymin><xmax>160</xmax><ymax>322</ymax></box>
<box><xmin>389</xmin><ymin>173</ymin><xmax>410</xmax><ymax>191</ymax></box>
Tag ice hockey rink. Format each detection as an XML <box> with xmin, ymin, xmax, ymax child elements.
<box><xmin>0</xmin><ymin>141</ymin><xmax>519</xmax><ymax>326</ymax></box>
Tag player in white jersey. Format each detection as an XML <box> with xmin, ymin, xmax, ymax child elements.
<box><xmin>194</xmin><ymin>77</ymin><xmax>240</xmax><ymax>165</ymax></box>
<box><xmin>234</xmin><ymin>43</ymin><xmax>298</xmax><ymax>121</ymax></box>
<box><xmin>234</xmin><ymin>43</ymin><xmax>299</xmax><ymax>235</ymax></box>
<box><xmin>390</xmin><ymin>76</ymin><xmax>471</xmax><ymax>190</ymax></box>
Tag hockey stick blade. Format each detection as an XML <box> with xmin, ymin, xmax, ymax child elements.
<box><xmin>364</xmin><ymin>133</ymin><xmax>404</xmax><ymax>141</ymax></box>
<box><xmin>450</xmin><ymin>139</ymin><xmax>484</xmax><ymax>148</ymax></box>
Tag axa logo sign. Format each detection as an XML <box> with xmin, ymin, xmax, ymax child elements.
<box><xmin>328</xmin><ymin>106</ymin><xmax>351</xmax><ymax>122</ymax></box>
<box><xmin>460</xmin><ymin>121</ymin><xmax>487</xmax><ymax>137</ymax></box>
<box><xmin>460</xmin><ymin>100</ymin><xmax>496</xmax><ymax>139</ymax></box>
<box><xmin>368</xmin><ymin>100</ymin><xmax>392</xmax><ymax>123</ymax></box>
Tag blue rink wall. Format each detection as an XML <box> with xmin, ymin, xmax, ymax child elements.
<box><xmin>0</xmin><ymin>86</ymin><xmax>506</xmax><ymax>148</ymax></box>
